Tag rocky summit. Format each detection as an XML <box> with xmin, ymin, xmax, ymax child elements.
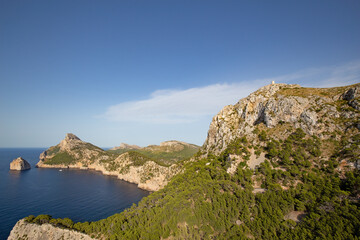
<box><xmin>204</xmin><ymin>83</ymin><xmax>360</xmax><ymax>154</ymax></box>
<box><xmin>10</xmin><ymin>157</ymin><xmax>31</xmax><ymax>171</ymax></box>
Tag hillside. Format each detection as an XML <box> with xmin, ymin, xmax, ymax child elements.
<box><xmin>108</xmin><ymin>141</ymin><xmax>200</xmax><ymax>165</ymax></box>
<box><xmin>11</xmin><ymin>83</ymin><xmax>360</xmax><ymax>239</ymax></box>
<box><xmin>36</xmin><ymin>134</ymin><xmax>196</xmax><ymax>191</ymax></box>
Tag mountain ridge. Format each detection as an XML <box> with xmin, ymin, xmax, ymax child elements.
<box><xmin>36</xmin><ymin>134</ymin><xmax>198</xmax><ymax>191</ymax></box>
<box><xmin>204</xmin><ymin>82</ymin><xmax>360</xmax><ymax>154</ymax></box>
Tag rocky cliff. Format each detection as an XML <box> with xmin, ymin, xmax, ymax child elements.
<box><xmin>10</xmin><ymin>157</ymin><xmax>31</xmax><ymax>171</ymax></box>
<box><xmin>204</xmin><ymin>83</ymin><xmax>360</xmax><ymax>154</ymax></box>
<box><xmin>36</xmin><ymin>134</ymin><xmax>186</xmax><ymax>191</ymax></box>
<box><xmin>8</xmin><ymin>219</ymin><xmax>93</xmax><ymax>240</ymax></box>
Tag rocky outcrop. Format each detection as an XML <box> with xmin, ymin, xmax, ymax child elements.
<box><xmin>110</xmin><ymin>143</ymin><xmax>141</xmax><ymax>151</ymax></box>
<box><xmin>36</xmin><ymin>134</ymin><xmax>183</xmax><ymax>191</ymax></box>
<box><xmin>204</xmin><ymin>83</ymin><xmax>360</xmax><ymax>154</ymax></box>
<box><xmin>10</xmin><ymin>157</ymin><xmax>31</xmax><ymax>171</ymax></box>
<box><xmin>8</xmin><ymin>219</ymin><xmax>93</xmax><ymax>240</ymax></box>
<box><xmin>37</xmin><ymin>153</ymin><xmax>181</xmax><ymax>191</ymax></box>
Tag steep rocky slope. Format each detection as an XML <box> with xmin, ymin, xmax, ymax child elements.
<box><xmin>204</xmin><ymin>83</ymin><xmax>360</xmax><ymax>154</ymax></box>
<box><xmin>36</xmin><ymin>133</ymin><xmax>185</xmax><ymax>191</ymax></box>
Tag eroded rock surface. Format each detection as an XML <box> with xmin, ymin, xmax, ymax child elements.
<box><xmin>204</xmin><ymin>83</ymin><xmax>360</xmax><ymax>154</ymax></box>
<box><xmin>10</xmin><ymin>157</ymin><xmax>31</xmax><ymax>171</ymax></box>
<box><xmin>8</xmin><ymin>219</ymin><xmax>93</xmax><ymax>240</ymax></box>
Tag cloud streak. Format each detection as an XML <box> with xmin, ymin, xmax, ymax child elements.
<box><xmin>104</xmin><ymin>82</ymin><xmax>263</xmax><ymax>124</ymax></box>
<box><xmin>103</xmin><ymin>61</ymin><xmax>360</xmax><ymax>124</ymax></box>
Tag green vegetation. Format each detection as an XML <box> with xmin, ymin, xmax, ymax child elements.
<box><xmin>43</xmin><ymin>141</ymin><xmax>198</xmax><ymax>168</ymax></box>
<box><xmin>44</xmin><ymin>152</ymin><xmax>76</xmax><ymax>165</ymax></box>
<box><xmin>25</xmin><ymin>215</ymin><xmax>74</xmax><ymax>229</ymax></box>
<box><xmin>108</xmin><ymin>144</ymin><xmax>199</xmax><ymax>165</ymax></box>
<box><xmin>126</xmin><ymin>151</ymin><xmax>167</xmax><ymax>167</ymax></box>
<box><xmin>27</xmin><ymin>127</ymin><xmax>360</xmax><ymax>239</ymax></box>
<box><xmin>46</xmin><ymin>146</ymin><xmax>60</xmax><ymax>156</ymax></box>
<box><xmin>100</xmin><ymin>151</ymin><xmax>170</xmax><ymax>173</ymax></box>
<box><xmin>276</xmin><ymin>84</ymin><xmax>351</xmax><ymax>98</ymax></box>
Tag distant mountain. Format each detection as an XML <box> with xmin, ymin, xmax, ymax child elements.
<box><xmin>36</xmin><ymin>134</ymin><xmax>199</xmax><ymax>191</ymax></box>
<box><xmin>110</xmin><ymin>143</ymin><xmax>141</xmax><ymax>151</ymax></box>
<box><xmin>11</xmin><ymin>83</ymin><xmax>360</xmax><ymax>239</ymax></box>
<box><xmin>109</xmin><ymin>140</ymin><xmax>200</xmax><ymax>165</ymax></box>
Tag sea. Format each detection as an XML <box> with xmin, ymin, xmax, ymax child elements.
<box><xmin>0</xmin><ymin>148</ymin><xmax>149</xmax><ymax>239</ymax></box>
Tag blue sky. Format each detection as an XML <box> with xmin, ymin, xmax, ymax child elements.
<box><xmin>1</xmin><ymin>0</ymin><xmax>360</xmax><ymax>147</ymax></box>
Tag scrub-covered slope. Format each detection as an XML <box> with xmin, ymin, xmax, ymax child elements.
<box><xmin>36</xmin><ymin>134</ymin><xmax>189</xmax><ymax>191</ymax></box>
<box><xmin>109</xmin><ymin>140</ymin><xmax>200</xmax><ymax>166</ymax></box>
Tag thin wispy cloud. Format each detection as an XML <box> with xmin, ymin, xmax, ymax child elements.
<box><xmin>103</xmin><ymin>61</ymin><xmax>360</xmax><ymax>124</ymax></box>
<box><xmin>104</xmin><ymin>83</ymin><xmax>263</xmax><ymax>124</ymax></box>
<box><xmin>315</xmin><ymin>61</ymin><xmax>360</xmax><ymax>87</ymax></box>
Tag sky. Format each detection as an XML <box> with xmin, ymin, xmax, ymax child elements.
<box><xmin>1</xmin><ymin>0</ymin><xmax>360</xmax><ymax>148</ymax></box>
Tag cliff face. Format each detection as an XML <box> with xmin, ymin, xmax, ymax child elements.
<box><xmin>36</xmin><ymin>134</ymin><xmax>184</xmax><ymax>191</ymax></box>
<box><xmin>204</xmin><ymin>83</ymin><xmax>360</xmax><ymax>154</ymax></box>
<box><xmin>10</xmin><ymin>157</ymin><xmax>31</xmax><ymax>171</ymax></box>
<box><xmin>8</xmin><ymin>219</ymin><xmax>94</xmax><ymax>240</ymax></box>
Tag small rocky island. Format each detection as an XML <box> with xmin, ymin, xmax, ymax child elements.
<box><xmin>10</xmin><ymin>157</ymin><xmax>31</xmax><ymax>171</ymax></box>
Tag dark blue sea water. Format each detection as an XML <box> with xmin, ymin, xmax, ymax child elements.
<box><xmin>0</xmin><ymin>148</ymin><xmax>149</xmax><ymax>239</ymax></box>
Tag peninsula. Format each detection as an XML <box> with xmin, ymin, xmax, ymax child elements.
<box><xmin>36</xmin><ymin>134</ymin><xmax>199</xmax><ymax>191</ymax></box>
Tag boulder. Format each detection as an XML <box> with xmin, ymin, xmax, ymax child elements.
<box><xmin>10</xmin><ymin>157</ymin><xmax>31</xmax><ymax>171</ymax></box>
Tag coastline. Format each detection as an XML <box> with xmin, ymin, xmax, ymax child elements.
<box><xmin>36</xmin><ymin>161</ymin><xmax>179</xmax><ymax>192</ymax></box>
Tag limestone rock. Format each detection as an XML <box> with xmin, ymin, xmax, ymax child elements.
<box><xmin>8</xmin><ymin>219</ymin><xmax>94</xmax><ymax>240</ymax></box>
<box><xmin>342</xmin><ymin>87</ymin><xmax>359</xmax><ymax>101</ymax></box>
<box><xmin>204</xmin><ymin>83</ymin><xmax>360</xmax><ymax>154</ymax></box>
<box><xmin>10</xmin><ymin>157</ymin><xmax>31</xmax><ymax>171</ymax></box>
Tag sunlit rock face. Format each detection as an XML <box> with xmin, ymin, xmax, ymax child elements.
<box><xmin>8</xmin><ymin>219</ymin><xmax>94</xmax><ymax>240</ymax></box>
<box><xmin>204</xmin><ymin>83</ymin><xmax>360</xmax><ymax>154</ymax></box>
<box><xmin>10</xmin><ymin>157</ymin><xmax>31</xmax><ymax>171</ymax></box>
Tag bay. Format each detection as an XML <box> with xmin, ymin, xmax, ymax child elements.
<box><xmin>0</xmin><ymin>148</ymin><xmax>149</xmax><ymax>239</ymax></box>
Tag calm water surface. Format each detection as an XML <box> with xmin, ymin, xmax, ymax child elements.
<box><xmin>0</xmin><ymin>148</ymin><xmax>149</xmax><ymax>239</ymax></box>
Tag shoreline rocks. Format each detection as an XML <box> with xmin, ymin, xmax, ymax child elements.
<box><xmin>10</xmin><ymin>157</ymin><xmax>31</xmax><ymax>171</ymax></box>
<box><xmin>8</xmin><ymin>219</ymin><xmax>94</xmax><ymax>240</ymax></box>
<box><xmin>36</xmin><ymin>158</ymin><xmax>180</xmax><ymax>192</ymax></box>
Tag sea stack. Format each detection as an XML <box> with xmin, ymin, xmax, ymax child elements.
<box><xmin>10</xmin><ymin>157</ymin><xmax>31</xmax><ymax>171</ymax></box>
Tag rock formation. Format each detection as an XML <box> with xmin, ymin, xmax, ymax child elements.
<box><xmin>8</xmin><ymin>219</ymin><xmax>94</xmax><ymax>240</ymax></box>
<box><xmin>36</xmin><ymin>134</ymin><xmax>191</xmax><ymax>191</ymax></box>
<box><xmin>204</xmin><ymin>83</ymin><xmax>360</xmax><ymax>154</ymax></box>
<box><xmin>10</xmin><ymin>157</ymin><xmax>31</xmax><ymax>171</ymax></box>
